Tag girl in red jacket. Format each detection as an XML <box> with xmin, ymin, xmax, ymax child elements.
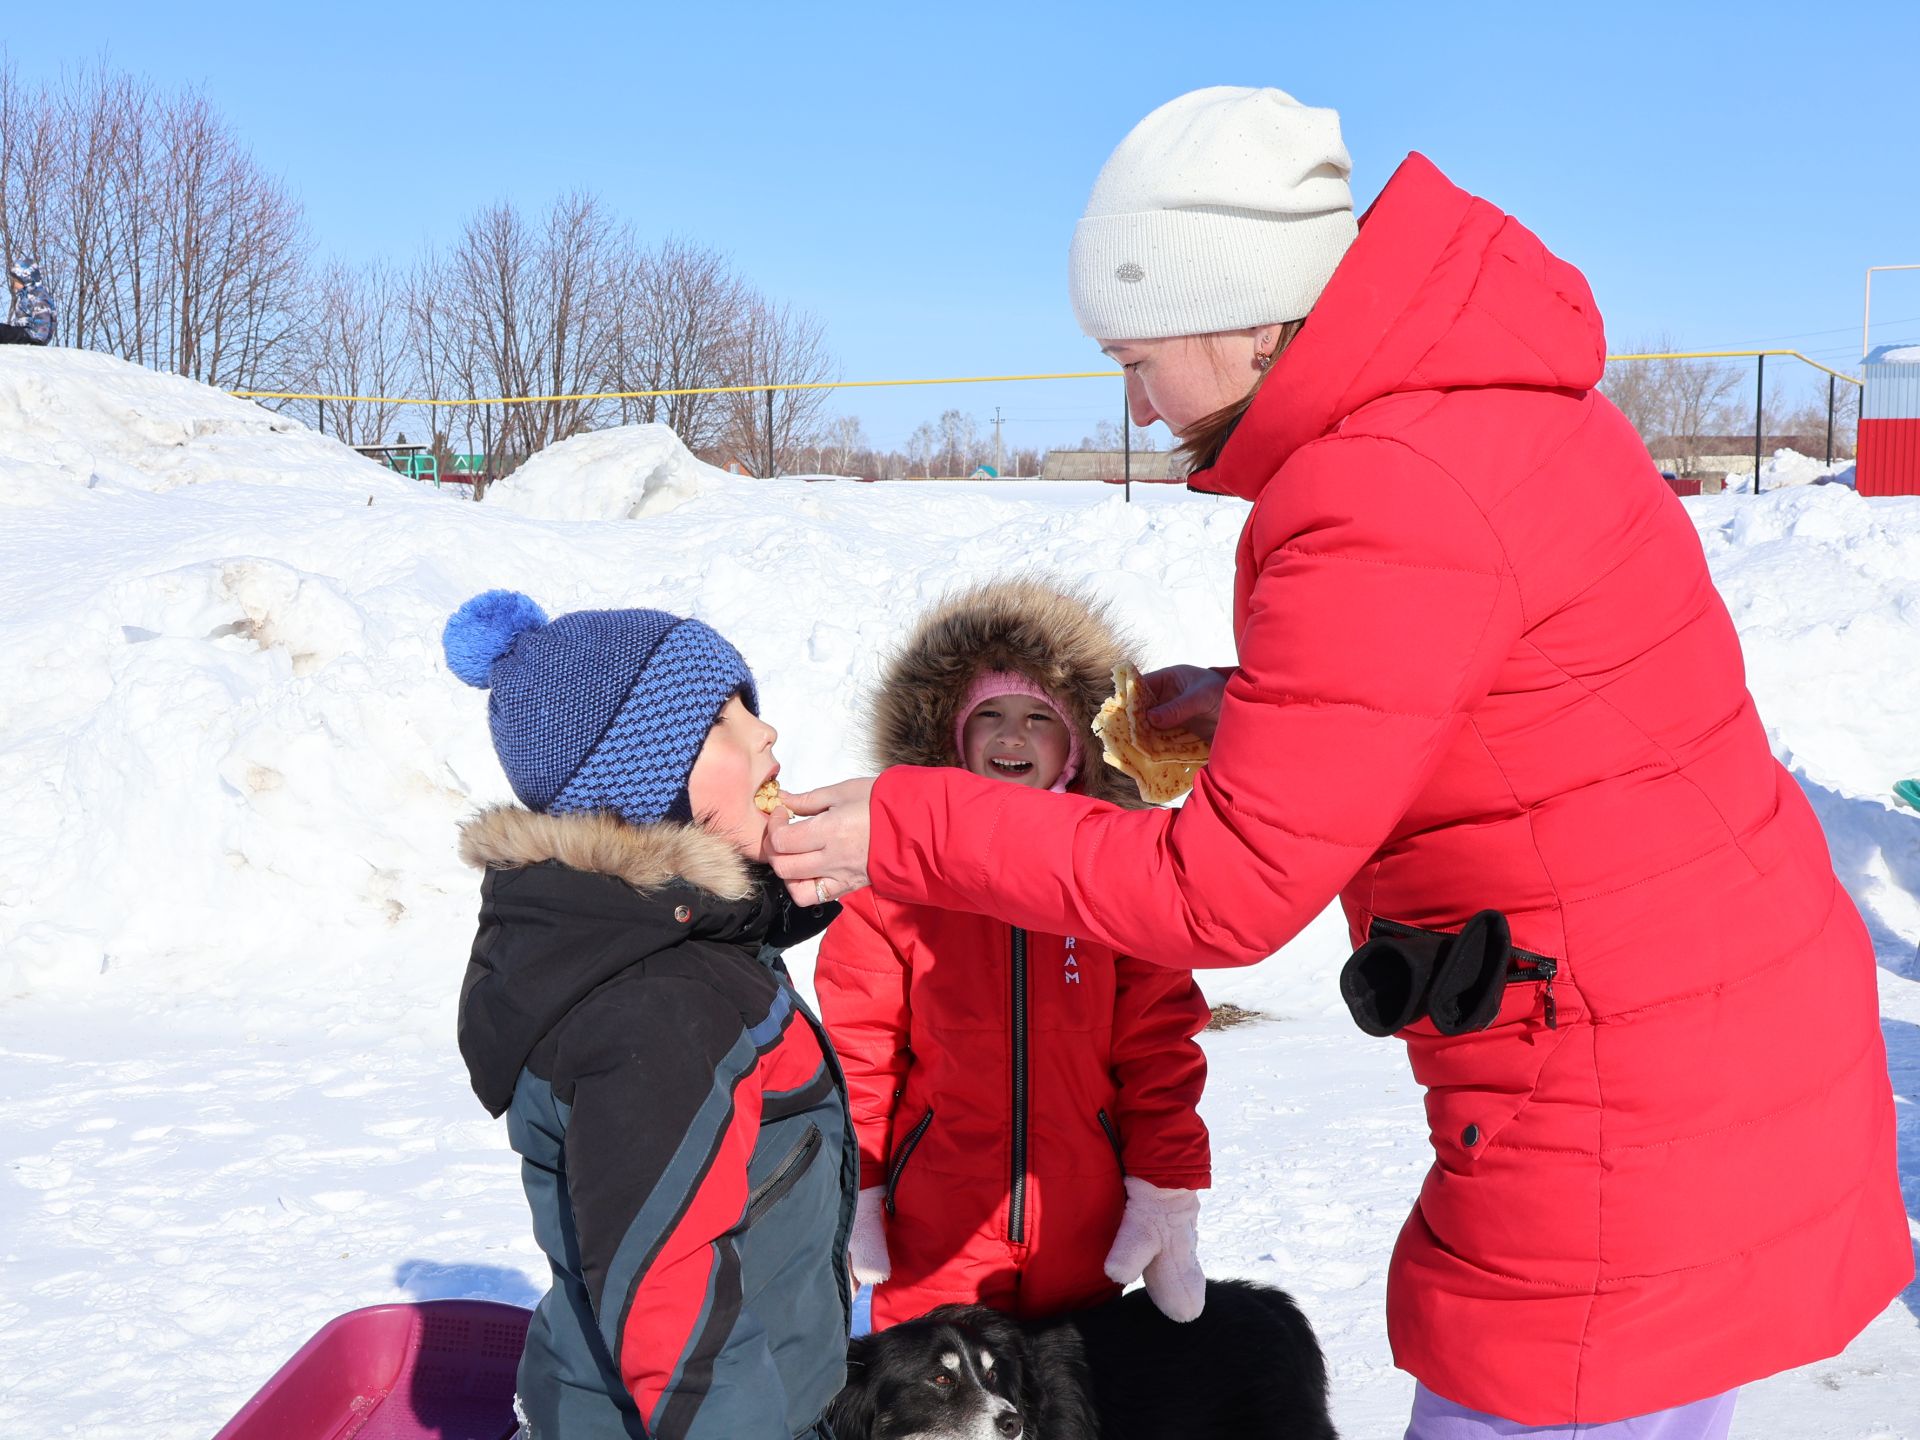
<box><xmin>813</xmin><ymin>578</ymin><xmax>1213</xmax><ymax>1330</ymax></box>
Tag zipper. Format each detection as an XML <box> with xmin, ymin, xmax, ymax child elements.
<box><xmin>1097</xmin><ymin>1109</ymin><xmax>1125</xmax><ymax>1174</ymax></box>
<box><xmin>1009</xmin><ymin>927</ymin><xmax>1030</xmax><ymax>1244</ymax></box>
<box><xmin>745</xmin><ymin>1123</ymin><xmax>821</xmax><ymax>1226</ymax></box>
<box><xmin>1509</xmin><ymin>954</ymin><xmax>1558</xmax><ymax>1029</ymax></box>
<box><xmin>1367</xmin><ymin>916</ymin><xmax>1560</xmax><ymax>1030</ymax></box>
<box><xmin>884</xmin><ymin>1109</ymin><xmax>934</xmax><ymax>1217</ymax></box>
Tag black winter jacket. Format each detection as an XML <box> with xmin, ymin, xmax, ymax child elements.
<box><xmin>458</xmin><ymin>807</ymin><xmax>853</xmax><ymax>1440</ymax></box>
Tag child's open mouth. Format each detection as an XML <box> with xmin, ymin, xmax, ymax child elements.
<box><xmin>989</xmin><ymin>757</ymin><xmax>1034</xmax><ymax>776</ymax></box>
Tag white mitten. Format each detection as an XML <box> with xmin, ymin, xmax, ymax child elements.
<box><xmin>1101</xmin><ymin>1176</ymin><xmax>1206</xmax><ymax>1322</ymax></box>
<box><xmin>849</xmin><ymin>1185</ymin><xmax>892</xmax><ymax>1285</ymax></box>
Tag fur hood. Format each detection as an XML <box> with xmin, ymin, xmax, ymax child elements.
<box><xmin>868</xmin><ymin>577</ymin><xmax>1146</xmax><ymax>809</ymax></box>
<box><xmin>458</xmin><ymin>804</ymin><xmax>755</xmax><ymax>901</ymax></box>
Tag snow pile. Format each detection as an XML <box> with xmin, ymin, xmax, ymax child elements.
<box><xmin>1691</xmin><ymin>483</ymin><xmax>1920</xmax><ymax>962</ymax></box>
<box><xmin>0</xmin><ymin>353</ymin><xmax>1915</xmax><ymax>1439</ymax></box>
<box><xmin>484</xmin><ymin>423</ymin><xmax>737</xmax><ymax>519</ymax></box>
<box><xmin>0</xmin><ymin>442</ymin><xmax>1252</xmax><ymax>1002</ymax></box>
<box><xmin>1720</xmin><ymin>446</ymin><xmax>1855</xmax><ymax>494</ymax></box>
<box><xmin>0</xmin><ymin>347</ymin><xmax>411</xmax><ymax>504</ymax></box>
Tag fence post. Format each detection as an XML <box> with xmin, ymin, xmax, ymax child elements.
<box><xmin>1826</xmin><ymin>373</ymin><xmax>1836</xmax><ymax>465</ymax></box>
<box><xmin>1753</xmin><ymin>353</ymin><xmax>1765</xmax><ymax>495</ymax></box>
<box><xmin>765</xmin><ymin>387</ymin><xmax>775</xmax><ymax>479</ymax></box>
<box><xmin>1122</xmin><ymin>378</ymin><xmax>1132</xmax><ymax>504</ymax></box>
<box><xmin>317</xmin><ymin>397</ymin><xmax>325</xmax><ymax>437</ymax></box>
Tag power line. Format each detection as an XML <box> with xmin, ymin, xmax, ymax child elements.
<box><xmin>1699</xmin><ymin>312</ymin><xmax>1920</xmax><ymax>352</ymax></box>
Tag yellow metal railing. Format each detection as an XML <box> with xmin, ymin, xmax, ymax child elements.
<box><xmin>229</xmin><ymin>350</ymin><xmax>1860</xmax><ymax>409</ymax></box>
<box><xmin>1603</xmin><ymin>349</ymin><xmax>1861</xmax><ymax>386</ymax></box>
<box><xmin>229</xmin><ymin>370</ymin><xmax>1118</xmax><ymax>408</ymax></box>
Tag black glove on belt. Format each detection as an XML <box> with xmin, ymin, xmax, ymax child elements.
<box><xmin>1340</xmin><ymin>910</ymin><xmax>1516</xmax><ymax>1038</ymax></box>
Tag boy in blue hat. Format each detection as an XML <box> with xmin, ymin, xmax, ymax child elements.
<box><xmin>444</xmin><ymin>590</ymin><xmax>853</xmax><ymax>1440</ymax></box>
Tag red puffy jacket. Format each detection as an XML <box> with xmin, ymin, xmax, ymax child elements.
<box><xmin>817</xmin><ymin>891</ymin><xmax>1209</xmax><ymax>1326</ymax></box>
<box><xmin>866</xmin><ymin>154</ymin><xmax>1910</xmax><ymax>1422</ymax></box>
<box><xmin>815</xmin><ymin>579</ymin><xmax>1211</xmax><ymax>1328</ymax></box>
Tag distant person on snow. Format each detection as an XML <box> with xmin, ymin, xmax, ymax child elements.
<box><xmin>2</xmin><ymin>257</ymin><xmax>55</xmax><ymax>346</ymax></box>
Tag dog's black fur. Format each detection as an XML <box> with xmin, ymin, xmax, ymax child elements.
<box><xmin>825</xmin><ymin>1279</ymin><xmax>1336</xmax><ymax>1440</ymax></box>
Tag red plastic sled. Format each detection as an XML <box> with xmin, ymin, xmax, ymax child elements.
<box><xmin>213</xmin><ymin>1299</ymin><xmax>532</xmax><ymax>1440</ymax></box>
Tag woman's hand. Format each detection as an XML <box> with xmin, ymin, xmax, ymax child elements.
<box><xmin>766</xmin><ymin>777</ymin><xmax>876</xmax><ymax>907</ymax></box>
<box><xmin>1142</xmin><ymin>664</ymin><xmax>1227</xmax><ymax>743</ymax></box>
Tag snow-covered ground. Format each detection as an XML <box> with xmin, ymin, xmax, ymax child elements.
<box><xmin>1721</xmin><ymin>446</ymin><xmax>1857</xmax><ymax>495</ymax></box>
<box><xmin>1</xmin><ymin>350</ymin><xmax>1915</xmax><ymax>1438</ymax></box>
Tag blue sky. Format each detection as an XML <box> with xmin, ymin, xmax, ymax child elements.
<box><xmin>10</xmin><ymin>1</ymin><xmax>1919</xmax><ymax>449</ymax></box>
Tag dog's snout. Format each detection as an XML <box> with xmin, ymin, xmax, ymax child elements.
<box><xmin>994</xmin><ymin>1410</ymin><xmax>1022</xmax><ymax>1438</ymax></box>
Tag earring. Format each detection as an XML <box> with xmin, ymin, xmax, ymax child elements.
<box><xmin>1255</xmin><ymin>350</ymin><xmax>1273</xmax><ymax>371</ymax></box>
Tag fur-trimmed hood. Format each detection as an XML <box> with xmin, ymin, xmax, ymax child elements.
<box><xmin>869</xmin><ymin>578</ymin><xmax>1145</xmax><ymax>809</ymax></box>
<box><xmin>459</xmin><ymin>804</ymin><xmax>754</xmax><ymax>900</ymax></box>
<box><xmin>455</xmin><ymin>804</ymin><xmax>837</xmax><ymax>1117</ymax></box>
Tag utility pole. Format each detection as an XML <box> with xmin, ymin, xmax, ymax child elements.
<box><xmin>993</xmin><ymin>406</ymin><xmax>1005</xmax><ymax>477</ymax></box>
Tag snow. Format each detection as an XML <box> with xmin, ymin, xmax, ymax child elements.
<box><xmin>484</xmin><ymin>423</ymin><xmax>736</xmax><ymax>520</ymax></box>
<box><xmin>1880</xmin><ymin>345</ymin><xmax>1920</xmax><ymax>364</ymax></box>
<box><xmin>1719</xmin><ymin>446</ymin><xmax>1856</xmax><ymax>494</ymax></box>
<box><xmin>0</xmin><ymin>348</ymin><xmax>414</xmax><ymax>506</ymax></box>
<box><xmin>1</xmin><ymin>351</ymin><xmax>1915</xmax><ymax>1438</ymax></box>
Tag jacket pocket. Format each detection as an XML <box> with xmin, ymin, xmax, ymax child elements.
<box><xmin>1096</xmin><ymin>1109</ymin><xmax>1126</xmax><ymax>1175</ymax></box>
<box><xmin>1362</xmin><ymin>916</ymin><xmax>1572</xmax><ymax>1168</ymax></box>
<box><xmin>746</xmin><ymin>1123</ymin><xmax>823</xmax><ymax>1227</ymax></box>
<box><xmin>1347</xmin><ymin>913</ymin><xmax>1560</xmax><ymax>1037</ymax></box>
<box><xmin>883</xmin><ymin>1108</ymin><xmax>934</xmax><ymax>1217</ymax></box>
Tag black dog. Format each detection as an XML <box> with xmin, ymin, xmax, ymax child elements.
<box><xmin>825</xmin><ymin>1279</ymin><xmax>1336</xmax><ymax>1440</ymax></box>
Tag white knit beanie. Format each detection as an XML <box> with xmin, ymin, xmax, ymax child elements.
<box><xmin>1069</xmin><ymin>86</ymin><xmax>1358</xmax><ymax>340</ymax></box>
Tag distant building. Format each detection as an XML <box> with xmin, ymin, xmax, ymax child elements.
<box><xmin>1859</xmin><ymin>343</ymin><xmax>1920</xmax><ymax>496</ymax></box>
<box><xmin>1039</xmin><ymin>448</ymin><xmax>1187</xmax><ymax>483</ymax></box>
<box><xmin>1648</xmin><ymin>434</ymin><xmax>1826</xmax><ymax>478</ymax></box>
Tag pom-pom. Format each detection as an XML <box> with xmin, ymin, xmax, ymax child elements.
<box><xmin>443</xmin><ymin>589</ymin><xmax>548</xmax><ymax>688</ymax></box>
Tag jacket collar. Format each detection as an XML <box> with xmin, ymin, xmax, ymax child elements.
<box><xmin>1192</xmin><ymin>152</ymin><xmax>1605</xmax><ymax>501</ymax></box>
<box><xmin>459</xmin><ymin>805</ymin><xmax>755</xmax><ymax>901</ymax></box>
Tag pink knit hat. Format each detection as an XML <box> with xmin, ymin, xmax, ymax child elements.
<box><xmin>953</xmin><ymin>670</ymin><xmax>1083</xmax><ymax>793</ymax></box>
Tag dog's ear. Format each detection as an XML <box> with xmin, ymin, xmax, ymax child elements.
<box><xmin>823</xmin><ymin>1335</ymin><xmax>878</xmax><ymax>1440</ymax></box>
<box><xmin>1020</xmin><ymin>1323</ymin><xmax>1099</xmax><ymax>1440</ymax></box>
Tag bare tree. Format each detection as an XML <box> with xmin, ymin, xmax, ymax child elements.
<box><xmin>0</xmin><ymin>61</ymin><xmax>70</xmax><ymax>335</ymax></box>
<box><xmin>721</xmin><ymin>295</ymin><xmax>834</xmax><ymax>475</ymax></box>
<box><xmin>1600</xmin><ymin>335</ymin><xmax>1742</xmax><ymax>476</ymax></box>
<box><xmin>939</xmin><ymin>408</ymin><xmax>983</xmax><ymax>475</ymax></box>
<box><xmin>399</xmin><ymin>250</ymin><xmax>507</xmax><ymax>474</ymax></box>
<box><xmin>1598</xmin><ymin>345</ymin><xmax>1667</xmax><ymax>445</ymax></box>
<box><xmin>821</xmin><ymin>414</ymin><xmax>867</xmax><ymax>474</ymax></box>
<box><xmin>438</xmin><ymin>192</ymin><xmax>627</xmax><ymax>460</ymax></box>
<box><xmin>611</xmin><ymin>237</ymin><xmax>747</xmax><ymax>452</ymax></box>
<box><xmin>1771</xmin><ymin>375</ymin><xmax>1858</xmax><ymax>462</ymax></box>
<box><xmin>148</xmin><ymin>93</ymin><xmax>309</xmax><ymax>389</ymax></box>
<box><xmin>910</xmin><ymin>420</ymin><xmax>948</xmax><ymax>481</ymax></box>
<box><xmin>1660</xmin><ymin>359</ymin><xmax>1743</xmax><ymax>476</ymax></box>
<box><xmin>1076</xmin><ymin>417</ymin><xmax>1159</xmax><ymax>452</ymax></box>
<box><xmin>443</xmin><ymin>200</ymin><xmax>535</xmax><ymax>457</ymax></box>
<box><xmin>535</xmin><ymin>190</ymin><xmax>623</xmax><ymax>443</ymax></box>
<box><xmin>298</xmin><ymin>259</ymin><xmax>406</xmax><ymax>446</ymax></box>
<box><xmin>4</xmin><ymin>61</ymin><xmax>309</xmax><ymax>391</ymax></box>
<box><xmin>0</xmin><ymin>54</ymin><xmax>855</xmax><ymax>479</ymax></box>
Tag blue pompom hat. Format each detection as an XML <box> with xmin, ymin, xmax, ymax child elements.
<box><xmin>442</xmin><ymin>589</ymin><xmax>757</xmax><ymax>827</ymax></box>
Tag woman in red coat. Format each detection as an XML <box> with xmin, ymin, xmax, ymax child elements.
<box><xmin>773</xmin><ymin>87</ymin><xmax>1911</xmax><ymax>1435</ymax></box>
<box><xmin>813</xmin><ymin>580</ymin><xmax>1211</xmax><ymax>1329</ymax></box>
